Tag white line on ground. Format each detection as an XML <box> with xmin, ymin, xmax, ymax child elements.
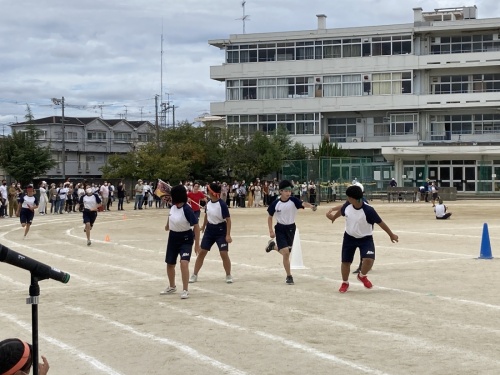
<box><xmin>64</xmin><ymin>306</ymin><xmax>248</xmax><ymax>375</ymax></box>
<box><xmin>0</xmin><ymin>311</ymin><xmax>124</xmax><ymax>375</ymax></box>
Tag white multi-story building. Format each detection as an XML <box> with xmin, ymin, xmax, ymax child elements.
<box><xmin>208</xmin><ymin>6</ymin><xmax>500</xmax><ymax>193</ymax></box>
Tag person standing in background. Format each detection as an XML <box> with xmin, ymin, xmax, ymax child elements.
<box><xmin>38</xmin><ymin>181</ymin><xmax>49</xmax><ymax>215</ymax></box>
<box><xmin>117</xmin><ymin>181</ymin><xmax>125</xmax><ymax>210</ymax></box>
<box><xmin>134</xmin><ymin>179</ymin><xmax>144</xmax><ymax>210</ymax></box>
<box><xmin>8</xmin><ymin>182</ymin><xmax>19</xmax><ymax>218</ymax></box>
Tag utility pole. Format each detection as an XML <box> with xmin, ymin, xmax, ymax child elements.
<box><xmin>172</xmin><ymin>105</ymin><xmax>175</xmax><ymax>128</ymax></box>
<box><xmin>52</xmin><ymin>97</ymin><xmax>66</xmax><ymax>180</ymax></box>
<box><xmin>155</xmin><ymin>95</ymin><xmax>160</xmax><ymax>148</ymax></box>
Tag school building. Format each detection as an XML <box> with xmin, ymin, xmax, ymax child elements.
<box><xmin>206</xmin><ymin>5</ymin><xmax>500</xmax><ymax>194</ymax></box>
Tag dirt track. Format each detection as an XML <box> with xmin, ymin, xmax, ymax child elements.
<box><xmin>1</xmin><ymin>199</ymin><xmax>499</xmax><ymax>375</ymax></box>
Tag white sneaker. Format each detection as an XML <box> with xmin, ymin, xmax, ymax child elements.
<box><xmin>226</xmin><ymin>275</ymin><xmax>233</xmax><ymax>284</ymax></box>
<box><xmin>180</xmin><ymin>290</ymin><xmax>189</xmax><ymax>299</ymax></box>
<box><xmin>160</xmin><ymin>286</ymin><xmax>176</xmax><ymax>295</ymax></box>
<box><xmin>189</xmin><ymin>274</ymin><xmax>198</xmax><ymax>283</ymax></box>
<box><xmin>87</xmin><ymin>240</ymin><xmax>91</xmax><ymax>246</ymax></box>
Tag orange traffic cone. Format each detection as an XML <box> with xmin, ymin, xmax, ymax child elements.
<box><xmin>105</xmin><ymin>235</ymin><xmax>110</xmax><ymax>242</ymax></box>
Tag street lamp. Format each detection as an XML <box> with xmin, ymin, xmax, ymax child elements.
<box><xmin>52</xmin><ymin>97</ymin><xmax>65</xmax><ymax>180</ymax></box>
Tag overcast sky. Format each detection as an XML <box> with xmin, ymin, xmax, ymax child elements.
<box><xmin>1</xmin><ymin>0</ymin><xmax>499</xmax><ymax>134</ymax></box>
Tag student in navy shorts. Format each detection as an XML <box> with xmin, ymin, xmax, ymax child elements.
<box><xmin>160</xmin><ymin>185</ymin><xmax>200</xmax><ymax>299</ymax></box>
<box><xmin>326</xmin><ymin>185</ymin><xmax>399</xmax><ymax>293</ymax></box>
<box><xmin>79</xmin><ymin>187</ymin><xmax>102</xmax><ymax>246</ymax></box>
<box><xmin>17</xmin><ymin>185</ymin><xmax>39</xmax><ymax>239</ymax></box>
<box><xmin>190</xmin><ymin>182</ymin><xmax>233</xmax><ymax>284</ymax></box>
<box><xmin>265</xmin><ymin>180</ymin><xmax>317</xmax><ymax>285</ymax></box>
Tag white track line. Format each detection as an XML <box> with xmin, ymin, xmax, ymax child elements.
<box><xmin>65</xmin><ymin>306</ymin><xmax>248</xmax><ymax>375</ymax></box>
<box><xmin>0</xmin><ymin>311</ymin><xmax>123</xmax><ymax>375</ymax></box>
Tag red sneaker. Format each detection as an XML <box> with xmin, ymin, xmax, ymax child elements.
<box><xmin>357</xmin><ymin>274</ymin><xmax>373</xmax><ymax>289</ymax></box>
<box><xmin>338</xmin><ymin>282</ymin><xmax>349</xmax><ymax>293</ymax></box>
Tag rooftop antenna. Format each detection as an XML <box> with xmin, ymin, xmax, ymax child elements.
<box><xmin>239</xmin><ymin>1</ymin><xmax>250</xmax><ymax>34</ymax></box>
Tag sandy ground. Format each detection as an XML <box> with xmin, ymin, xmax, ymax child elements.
<box><xmin>1</xmin><ymin>199</ymin><xmax>500</xmax><ymax>375</ymax></box>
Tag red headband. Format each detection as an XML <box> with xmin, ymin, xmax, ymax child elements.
<box><xmin>207</xmin><ymin>185</ymin><xmax>220</xmax><ymax>199</ymax></box>
<box><xmin>2</xmin><ymin>340</ymin><xmax>30</xmax><ymax>375</ymax></box>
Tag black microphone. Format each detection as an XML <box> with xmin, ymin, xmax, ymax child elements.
<box><xmin>0</xmin><ymin>245</ymin><xmax>70</xmax><ymax>284</ymax></box>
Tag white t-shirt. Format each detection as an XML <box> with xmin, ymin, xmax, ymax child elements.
<box><xmin>81</xmin><ymin>194</ymin><xmax>101</xmax><ymax>210</ymax></box>
<box><xmin>267</xmin><ymin>196</ymin><xmax>303</xmax><ymax>225</ymax></box>
<box><xmin>434</xmin><ymin>204</ymin><xmax>447</xmax><ymax>218</ymax></box>
<box><xmin>100</xmin><ymin>185</ymin><xmax>109</xmax><ymax>198</ymax></box>
<box><xmin>341</xmin><ymin>202</ymin><xmax>382</xmax><ymax>238</ymax></box>
<box><xmin>168</xmin><ymin>203</ymin><xmax>198</xmax><ymax>232</ymax></box>
<box><xmin>58</xmin><ymin>187</ymin><xmax>69</xmax><ymax>199</ymax></box>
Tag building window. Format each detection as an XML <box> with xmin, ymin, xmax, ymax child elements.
<box><xmin>296</xmin><ymin>113</ymin><xmax>318</xmax><ymax>134</ymax></box>
<box><xmin>390</xmin><ymin>113</ymin><xmax>418</xmax><ymax>135</ymax></box>
<box><xmin>431</xmin><ymin>34</ymin><xmax>500</xmax><ymax>54</ymax></box>
<box><xmin>342</xmin><ymin>74</ymin><xmax>362</xmax><ymax>96</ymax></box>
<box><xmin>473</xmin><ymin>114</ymin><xmax>500</xmax><ymax>134</ymax></box>
<box><xmin>258</xmin><ymin>43</ymin><xmax>277</xmax><ymax>62</ymax></box>
<box><xmin>373</xmin><ymin>117</ymin><xmax>390</xmax><ymax>136</ymax></box>
<box><xmin>87</xmin><ymin>131</ymin><xmax>107</xmax><ymax>141</ymax></box>
<box><xmin>36</xmin><ymin>130</ymin><xmax>47</xmax><ymax>140</ymax></box>
<box><xmin>327</xmin><ymin>118</ymin><xmax>357</xmax><ymax>142</ymax></box>
<box><xmin>257</xmin><ymin>78</ymin><xmax>277</xmax><ymax>99</ymax></box>
<box><xmin>372</xmin><ymin>72</ymin><xmax>412</xmax><ymax>95</ymax></box>
<box><xmin>138</xmin><ymin>134</ymin><xmax>149</xmax><ymax>142</ymax></box>
<box><xmin>225</xmin><ymin>34</ymin><xmax>412</xmax><ymax>63</ymax></box>
<box><xmin>276</xmin><ymin>42</ymin><xmax>295</xmax><ymax>61</ymax></box>
<box><xmin>226</xmin><ymin>113</ymin><xmax>318</xmax><ymax>136</ymax></box>
<box><xmin>114</xmin><ymin>132</ymin><xmax>132</xmax><ymax>142</ymax></box>
<box><xmin>342</xmin><ymin>39</ymin><xmax>362</xmax><ymax>57</ymax></box>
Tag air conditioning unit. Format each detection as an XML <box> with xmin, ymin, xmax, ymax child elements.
<box><xmin>356</xmin><ymin>118</ymin><xmax>363</xmax><ymax>123</ymax></box>
<box><xmin>349</xmin><ymin>137</ymin><xmax>363</xmax><ymax>142</ymax></box>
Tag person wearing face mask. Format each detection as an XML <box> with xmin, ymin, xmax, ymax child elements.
<box><xmin>0</xmin><ymin>180</ymin><xmax>7</xmax><ymax>218</ymax></box>
<box><xmin>0</xmin><ymin>338</ymin><xmax>50</xmax><ymax>375</ymax></box>
<box><xmin>79</xmin><ymin>187</ymin><xmax>102</xmax><ymax>246</ymax></box>
<box><xmin>8</xmin><ymin>182</ymin><xmax>19</xmax><ymax>218</ymax></box>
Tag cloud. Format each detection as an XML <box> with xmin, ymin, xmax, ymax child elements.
<box><xmin>1</xmin><ymin>0</ymin><xmax>500</xmax><ymax>131</ymax></box>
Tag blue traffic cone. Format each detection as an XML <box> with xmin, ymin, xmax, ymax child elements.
<box><xmin>478</xmin><ymin>223</ymin><xmax>494</xmax><ymax>259</ymax></box>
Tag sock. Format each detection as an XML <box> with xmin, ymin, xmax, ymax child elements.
<box><xmin>360</xmin><ymin>273</ymin><xmax>366</xmax><ymax>278</ymax></box>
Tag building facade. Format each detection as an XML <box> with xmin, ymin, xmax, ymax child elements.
<box><xmin>9</xmin><ymin>117</ymin><xmax>154</xmax><ymax>180</ymax></box>
<box><xmin>208</xmin><ymin>6</ymin><xmax>500</xmax><ymax>193</ymax></box>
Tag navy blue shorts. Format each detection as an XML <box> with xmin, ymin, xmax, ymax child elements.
<box><xmin>20</xmin><ymin>208</ymin><xmax>34</xmax><ymax>224</ymax></box>
<box><xmin>166</xmin><ymin>230</ymin><xmax>194</xmax><ymax>265</ymax></box>
<box><xmin>341</xmin><ymin>232</ymin><xmax>375</xmax><ymax>263</ymax></box>
<box><xmin>201</xmin><ymin>222</ymin><xmax>228</xmax><ymax>251</ymax></box>
<box><xmin>275</xmin><ymin>223</ymin><xmax>296</xmax><ymax>252</ymax></box>
<box><xmin>82</xmin><ymin>210</ymin><xmax>98</xmax><ymax>226</ymax></box>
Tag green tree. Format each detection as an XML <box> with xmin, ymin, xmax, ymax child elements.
<box><xmin>311</xmin><ymin>134</ymin><xmax>350</xmax><ymax>158</ymax></box>
<box><xmin>0</xmin><ymin>125</ymin><xmax>56</xmax><ymax>185</ymax></box>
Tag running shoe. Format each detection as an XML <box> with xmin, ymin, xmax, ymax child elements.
<box><xmin>265</xmin><ymin>240</ymin><xmax>276</xmax><ymax>253</ymax></box>
<box><xmin>339</xmin><ymin>282</ymin><xmax>349</xmax><ymax>293</ymax></box>
<box><xmin>226</xmin><ymin>275</ymin><xmax>233</xmax><ymax>284</ymax></box>
<box><xmin>285</xmin><ymin>275</ymin><xmax>294</xmax><ymax>285</ymax></box>
<box><xmin>87</xmin><ymin>240</ymin><xmax>91</xmax><ymax>246</ymax></box>
<box><xmin>357</xmin><ymin>274</ymin><xmax>373</xmax><ymax>289</ymax></box>
<box><xmin>160</xmin><ymin>286</ymin><xmax>176</xmax><ymax>295</ymax></box>
<box><xmin>189</xmin><ymin>274</ymin><xmax>198</xmax><ymax>283</ymax></box>
<box><xmin>180</xmin><ymin>290</ymin><xmax>189</xmax><ymax>299</ymax></box>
